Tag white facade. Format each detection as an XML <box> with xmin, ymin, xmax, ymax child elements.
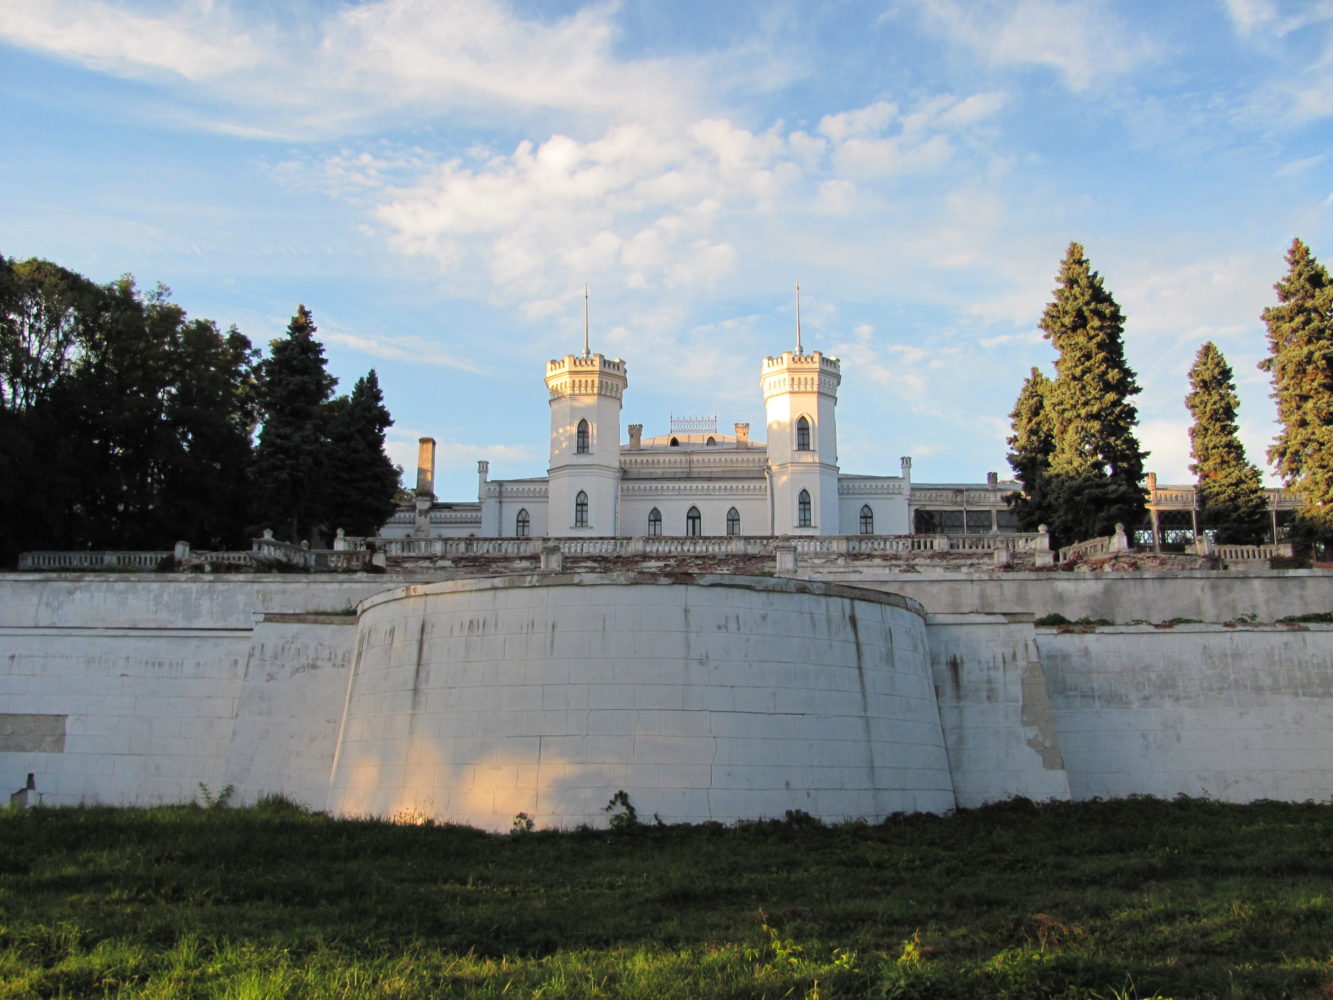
<box><xmin>381</xmin><ymin>341</ymin><xmax>934</xmax><ymax>541</ymax></box>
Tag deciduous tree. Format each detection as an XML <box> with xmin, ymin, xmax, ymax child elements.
<box><xmin>1186</xmin><ymin>342</ymin><xmax>1268</xmax><ymax>544</ymax></box>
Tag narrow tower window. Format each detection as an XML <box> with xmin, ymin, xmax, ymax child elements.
<box><xmin>516</xmin><ymin>508</ymin><xmax>530</xmax><ymax>537</ymax></box>
<box><xmin>648</xmin><ymin>508</ymin><xmax>662</xmax><ymax>536</ymax></box>
<box><xmin>859</xmin><ymin>504</ymin><xmax>873</xmax><ymax>535</ymax></box>
<box><xmin>686</xmin><ymin>506</ymin><xmax>702</xmax><ymax>537</ymax></box>
<box><xmin>798</xmin><ymin>489</ymin><xmax>812</xmax><ymax>527</ymax></box>
<box><xmin>575</xmin><ymin>491</ymin><xmax>589</xmax><ymax>527</ymax></box>
<box><xmin>795</xmin><ymin>416</ymin><xmax>811</xmax><ymax>451</ymax></box>
<box><xmin>726</xmin><ymin>507</ymin><xmax>741</xmax><ymax>536</ymax></box>
<box><xmin>576</xmin><ymin>419</ymin><xmax>590</xmax><ymax>454</ymax></box>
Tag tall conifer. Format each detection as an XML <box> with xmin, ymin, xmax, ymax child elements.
<box><xmin>1038</xmin><ymin>242</ymin><xmax>1147</xmax><ymax>544</ymax></box>
<box><xmin>250</xmin><ymin>306</ymin><xmax>337</xmax><ymax>543</ymax></box>
<box><xmin>1185</xmin><ymin>342</ymin><xmax>1267</xmax><ymax>543</ymax></box>
<box><xmin>324</xmin><ymin>369</ymin><xmax>400</xmax><ymax>537</ymax></box>
<box><xmin>1259</xmin><ymin>238</ymin><xmax>1333</xmax><ymax>540</ymax></box>
<box><xmin>1005</xmin><ymin>367</ymin><xmax>1055</xmax><ymax>531</ymax></box>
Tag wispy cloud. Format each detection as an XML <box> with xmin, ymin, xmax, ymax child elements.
<box><xmin>888</xmin><ymin>0</ymin><xmax>1158</xmax><ymax>91</ymax></box>
<box><xmin>0</xmin><ymin>0</ymin><xmax>703</xmax><ymax>137</ymax></box>
<box><xmin>323</xmin><ymin>329</ymin><xmax>488</xmax><ymax>373</ymax></box>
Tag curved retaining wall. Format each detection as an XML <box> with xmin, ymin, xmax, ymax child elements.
<box><xmin>328</xmin><ymin>573</ymin><xmax>954</xmax><ymax>829</ymax></box>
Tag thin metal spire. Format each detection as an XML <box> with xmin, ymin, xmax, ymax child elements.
<box><xmin>582</xmin><ymin>285</ymin><xmax>590</xmax><ymax>358</ymax></box>
<box><xmin>795</xmin><ymin>279</ymin><xmax>803</xmax><ymax>354</ymax></box>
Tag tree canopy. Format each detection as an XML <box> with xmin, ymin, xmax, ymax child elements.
<box><xmin>1186</xmin><ymin>342</ymin><xmax>1268</xmax><ymax>544</ymax></box>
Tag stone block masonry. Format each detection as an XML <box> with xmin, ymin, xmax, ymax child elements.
<box><xmin>1</xmin><ymin>569</ymin><xmax>1332</xmax><ymax>828</ymax></box>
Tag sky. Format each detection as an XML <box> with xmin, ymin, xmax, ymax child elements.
<box><xmin>2</xmin><ymin>0</ymin><xmax>1331</xmax><ymax>502</ymax></box>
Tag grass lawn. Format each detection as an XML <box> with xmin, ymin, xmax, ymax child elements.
<box><xmin>0</xmin><ymin>796</ymin><xmax>1330</xmax><ymax>998</ymax></box>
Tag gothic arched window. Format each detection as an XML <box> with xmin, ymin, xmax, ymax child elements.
<box><xmin>576</xmin><ymin>419</ymin><xmax>590</xmax><ymax>454</ymax></box>
<box><xmin>516</xmin><ymin>508</ymin><xmax>530</xmax><ymax>537</ymax></box>
<box><xmin>859</xmin><ymin>504</ymin><xmax>873</xmax><ymax>535</ymax></box>
<box><xmin>648</xmin><ymin>508</ymin><xmax>662</xmax><ymax>536</ymax></box>
<box><xmin>686</xmin><ymin>506</ymin><xmax>702</xmax><ymax>537</ymax></box>
<box><xmin>798</xmin><ymin>489</ymin><xmax>812</xmax><ymax>527</ymax></box>
<box><xmin>575</xmin><ymin>491</ymin><xmax>589</xmax><ymax>527</ymax></box>
<box><xmin>726</xmin><ymin>507</ymin><xmax>741</xmax><ymax>536</ymax></box>
<box><xmin>795</xmin><ymin>416</ymin><xmax>811</xmax><ymax>451</ymax></box>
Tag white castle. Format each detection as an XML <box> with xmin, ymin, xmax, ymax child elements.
<box><xmin>381</xmin><ymin>337</ymin><xmax>1021</xmax><ymax>545</ymax></box>
<box><xmin>1</xmin><ymin>326</ymin><xmax>1327</xmax><ymax>831</ymax></box>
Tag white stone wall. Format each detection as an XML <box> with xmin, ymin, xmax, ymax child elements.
<box><xmin>926</xmin><ymin>614</ymin><xmax>1072</xmax><ymax>807</ymax></box>
<box><xmin>222</xmin><ymin>616</ymin><xmax>357</xmax><ymax>809</ymax></box>
<box><xmin>328</xmin><ymin>573</ymin><xmax>955</xmax><ymax>829</ymax></box>
<box><xmin>0</xmin><ymin>625</ymin><xmax>249</xmax><ymax>805</ymax></box>
<box><xmin>1039</xmin><ymin>624</ymin><xmax>1333</xmax><ymax>802</ymax></box>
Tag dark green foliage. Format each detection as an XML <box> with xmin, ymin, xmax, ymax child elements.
<box><xmin>1005</xmin><ymin>367</ymin><xmax>1055</xmax><ymax>531</ymax></box>
<box><xmin>249</xmin><ymin>306</ymin><xmax>339</xmax><ymax>543</ymax></box>
<box><xmin>1037</xmin><ymin>243</ymin><xmax>1148</xmax><ymax>545</ymax></box>
<box><xmin>1186</xmin><ymin>342</ymin><xmax>1268</xmax><ymax>543</ymax></box>
<box><xmin>324</xmin><ymin>369</ymin><xmax>400</xmax><ymax>537</ymax></box>
<box><xmin>0</xmin><ymin>258</ymin><xmax>258</xmax><ymax>562</ymax></box>
<box><xmin>0</xmin><ymin>798</ymin><xmax>1330</xmax><ymax>998</ymax></box>
<box><xmin>1260</xmin><ymin>238</ymin><xmax>1333</xmax><ymax>548</ymax></box>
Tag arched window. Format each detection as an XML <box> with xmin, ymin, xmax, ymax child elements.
<box><xmin>798</xmin><ymin>489</ymin><xmax>812</xmax><ymax>527</ymax></box>
<box><xmin>516</xmin><ymin>508</ymin><xmax>530</xmax><ymax>537</ymax></box>
<box><xmin>859</xmin><ymin>504</ymin><xmax>873</xmax><ymax>535</ymax></box>
<box><xmin>686</xmin><ymin>506</ymin><xmax>702</xmax><ymax>536</ymax></box>
<box><xmin>669</xmin><ymin>437</ymin><xmax>679</xmax><ymax>447</ymax></box>
<box><xmin>706</xmin><ymin>436</ymin><xmax>716</xmax><ymax>446</ymax></box>
<box><xmin>726</xmin><ymin>507</ymin><xmax>741</xmax><ymax>536</ymax></box>
<box><xmin>574</xmin><ymin>491</ymin><xmax>589</xmax><ymax>528</ymax></box>
<box><xmin>648</xmin><ymin>508</ymin><xmax>662</xmax><ymax>536</ymax></box>
<box><xmin>795</xmin><ymin>416</ymin><xmax>811</xmax><ymax>451</ymax></box>
<box><xmin>576</xmin><ymin>419</ymin><xmax>590</xmax><ymax>454</ymax></box>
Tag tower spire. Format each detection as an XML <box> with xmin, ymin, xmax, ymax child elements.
<box><xmin>795</xmin><ymin>279</ymin><xmax>803</xmax><ymax>354</ymax></box>
<box><xmin>582</xmin><ymin>285</ymin><xmax>590</xmax><ymax>358</ymax></box>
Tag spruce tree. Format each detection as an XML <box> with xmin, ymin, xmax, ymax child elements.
<box><xmin>1038</xmin><ymin>242</ymin><xmax>1147</xmax><ymax>544</ymax></box>
<box><xmin>324</xmin><ymin>369</ymin><xmax>400</xmax><ymax>537</ymax></box>
<box><xmin>250</xmin><ymin>306</ymin><xmax>337</xmax><ymax>543</ymax></box>
<box><xmin>1005</xmin><ymin>367</ymin><xmax>1055</xmax><ymax>531</ymax></box>
<box><xmin>1185</xmin><ymin>342</ymin><xmax>1268</xmax><ymax>544</ymax></box>
<box><xmin>1259</xmin><ymin>238</ymin><xmax>1333</xmax><ymax>542</ymax></box>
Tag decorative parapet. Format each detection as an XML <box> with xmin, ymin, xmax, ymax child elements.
<box><xmin>545</xmin><ymin>353</ymin><xmax>627</xmax><ymax>400</ymax></box>
<box><xmin>18</xmin><ymin>551</ymin><xmax>169</xmax><ymax>571</ymax></box>
<box><xmin>760</xmin><ymin>350</ymin><xmax>842</xmax><ymax>400</ymax></box>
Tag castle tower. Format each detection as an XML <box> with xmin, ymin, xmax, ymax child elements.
<box><xmin>546</xmin><ymin>352</ymin><xmax>627</xmax><ymax>534</ymax></box>
<box><xmin>762</xmin><ymin>349</ymin><xmax>841</xmax><ymax>534</ymax></box>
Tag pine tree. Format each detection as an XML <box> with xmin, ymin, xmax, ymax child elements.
<box><xmin>1005</xmin><ymin>367</ymin><xmax>1055</xmax><ymax>531</ymax></box>
<box><xmin>1259</xmin><ymin>238</ymin><xmax>1333</xmax><ymax>542</ymax></box>
<box><xmin>249</xmin><ymin>306</ymin><xmax>337</xmax><ymax>543</ymax></box>
<box><xmin>1038</xmin><ymin>242</ymin><xmax>1147</xmax><ymax>545</ymax></box>
<box><xmin>1185</xmin><ymin>342</ymin><xmax>1268</xmax><ymax>544</ymax></box>
<box><xmin>324</xmin><ymin>369</ymin><xmax>400</xmax><ymax>537</ymax></box>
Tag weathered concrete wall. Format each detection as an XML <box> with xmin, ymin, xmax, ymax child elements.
<box><xmin>0</xmin><ymin>624</ymin><xmax>249</xmax><ymax>805</ymax></box>
<box><xmin>834</xmin><ymin>569</ymin><xmax>1331</xmax><ymax>623</ymax></box>
<box><xmin>329</xmin><ymin>573</ymin><xmax>955</xmax><ymax>829</ymax></box>
<box><xmin>222</xmin><ymin>615</ymin><xmax>358</xmax><ymax>809</ymax></box>
<box><xmin>3</xmin><ymin>571</ymin><xmax>1332</xmax><ymax>821</ymax></box>
<box><xmin>1039</xmin><ymin>624</ymin><xmax>1333</xmax><ymax>803</ymax></box>
<box><xmin>925</xmin><ymin>614</ymin><xmax>1071</xmax><ymax>807</ymax></box>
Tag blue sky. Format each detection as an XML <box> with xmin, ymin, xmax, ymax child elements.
<box><xmin>3</xmin><ymin>0</ymin><xmax>1331</xmax><ymax>502</ymax></box>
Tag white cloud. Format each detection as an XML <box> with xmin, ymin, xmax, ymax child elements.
<box><xmin>322</xmin><ymin>329</ymin><xmax>489</xmax><ymax>373</ymax></box>
<box><xmin>890</xmin><ymin>0</ymin><xmax>1157</xmax><ymax>91</ymax></box>
<box><xmin>0</xmin><ymin>0</ymin><xmax>264</xmax><ymax>80</ymax></box>
<box><xmin>0</xmin><ymin>0</ymin><xmax>702</xmax><ymax>137</ymax></box>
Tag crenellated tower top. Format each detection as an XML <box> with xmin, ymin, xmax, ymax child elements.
<box><xmin>546</xmin><ymin>353</ymin><xmax>628</xmax><ymax>401</ymax></box>
<box><xmin>760</xmin><ymin>350</ymin><xmax>841</xmax><ymax>402</ymax></box>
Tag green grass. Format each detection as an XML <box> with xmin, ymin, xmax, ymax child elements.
<box><xmin>1</xmin><ymin>797</ymin><xmax>1331</xmax><ymax>998</ymax></box>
